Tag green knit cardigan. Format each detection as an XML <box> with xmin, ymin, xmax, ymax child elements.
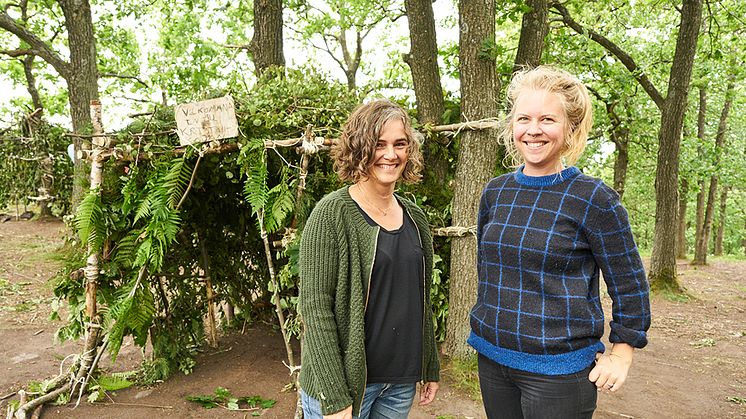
<box><xmin>298</xmin><ymin>186</ymin><xmax>440</xmax><ymax>416</ymax></box>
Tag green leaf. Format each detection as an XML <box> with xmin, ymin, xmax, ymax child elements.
<box><xmin>214</xmin><ymin>387</ymin><xmax>232</xmax><ymax>399</ymax></box>
<box><xmin>186</xmin><ymin>395</ymin><xmax>219</xmax><ymax>408</ymax></box>
<box><xmin>97</xmin><ymin>374</ymin><xmax>134</xmax><ymax>391</ymax></box>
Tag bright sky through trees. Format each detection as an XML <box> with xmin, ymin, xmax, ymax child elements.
<box><xmin>0</xmin><ymin>0</ymin><xmax>459</xmax><ymax>130</ymax></box>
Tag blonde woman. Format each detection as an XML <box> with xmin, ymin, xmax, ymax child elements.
<box><xmin>469</xmin><ymin>66</ymin><xmax>651</xmax><ymax>418</ymax></box>
<box><xmin>299</xmin><ymin>99</ymin><xmax>439</xmax><ymax>419</ymax></box>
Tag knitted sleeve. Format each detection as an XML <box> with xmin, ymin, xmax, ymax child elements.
<box><xmin>585</xmin><ymin>183</ymin><xmax>651</xmax><ymax>348</ymax></box>
<box><xmin>298</xmin><ymin>199</ymin><xmax>353</xmax><ymax>414</ymax></box>
<box><xmin>476</xmin><ymin>179</ymin><xmax>493</xmax><ymax>281</ymax></box>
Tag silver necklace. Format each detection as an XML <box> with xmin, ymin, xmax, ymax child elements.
<box><xmin>356</xmin><ymin>184</ymin><xmax>394</xmax><ymax>216</ymax></box>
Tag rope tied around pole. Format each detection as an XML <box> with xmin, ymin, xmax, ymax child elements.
<box><xmin>280</xmin><ymin>228</ymin><xmax>297</xmax><ymax>249</ymax></box>
<box><xmin>432</xmin><ymin>225</ymin><xmax>477</xmax><ymax>237</ymax></box>
<box><xmin>300</xmin><ymin>134</ymin><xmax>322</xmax><ymax>155</ymax></box>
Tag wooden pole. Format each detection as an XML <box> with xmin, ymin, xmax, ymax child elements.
<box><xmin>84</xmin><ymin>100</ymin><xmax>106</xmax><ymax>319</ymax></box>
<box><xmin>199</xmin><ymin>236</ymin><xmax>219</xmax><ymax>348</ymax></box>
<box><xmin>428</xmin><ymin>118</ymin><xmax>499</xmax><ymax>133</ymax></box>
<box><xmin>257</xmin><ymin>209</ymin><xmax>297</xmax><ymax>375</ymax></box>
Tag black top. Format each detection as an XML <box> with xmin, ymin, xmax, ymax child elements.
<box><xmin>356</xmin><ymin>202</ymin><xmax>424</xmax><ymax>383</ymax></box>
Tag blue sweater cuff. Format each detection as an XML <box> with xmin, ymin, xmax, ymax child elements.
<box><xmin>467</xmin><ymin>332</ymin><xmax>605</xmax><ymax>375</ymax></box>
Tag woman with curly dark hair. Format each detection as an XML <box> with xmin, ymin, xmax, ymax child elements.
<box><xmin>298</xmin><ymin>99</ymin><xmax>440</xmax><ymax>419</ymax></box>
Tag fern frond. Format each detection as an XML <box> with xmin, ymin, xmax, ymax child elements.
<box><xmin>120</xmin><ymin>168</ymin><xmax>141</xmax><ymax>217</ymax></box>
<box><xmin>243</xmin><ymin>155</ymin><xmax>269</xmax><ymax>213</ymax></box>
<box><xmin>106</xmin><ymin>296</ymin><xmax>132</xmax><ymax>360</ymax></box>
<box><xmin>134</xmin><ymin>237</ymin><xmax>152</xmax><ymax>267</ymax></box>
<box><xmin>75</xmin><ymin>189</ymin><xmax>104</xmax><ymax>248</ymax></box>
<box><xmin>133</xmin><ymin>194</ymin><xmax>153</xmax><ymax>224</ymax></box>
<box><xmin>162</xmin><ymin>157</ymin><xmax>193</xmax><ymax>208</ymax></box>
<box><xmin>265</xmin><ymin>182</ymin><xmax>295</xmax><ymax>234</ymax></box>
<box><xmin>148</xmin><ymin>239</ymin><xmax>166</xmax><ymax>272</ymax></box>
<box><xmin>163</xmin><ymin>210</ymin><xmax>182</xmax><ymax>243</ymax></box>
<box><xmin>112</xmin><ymin>230</ymin><xmax>141</xmax><ymax>268</ymax></box>
<box><xmin>106</xmin><ymin>275</ymin><xmax>156</xmax><ymax>360</ymax></box>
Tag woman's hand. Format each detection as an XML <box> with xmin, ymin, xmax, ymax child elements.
<box><xmin>418</xmin><ymin>381</ymin><xmax>440</xmax><ymax>406</ymax></box>
<box><xmin>323</xmin><ymin>405</ymin><xmax>352</xmax><ymax>419</ymax></box>
<box><xmin>588</xmin><ymin>343</ymin><xmax>634</xmax><ymax>392</ymax></box>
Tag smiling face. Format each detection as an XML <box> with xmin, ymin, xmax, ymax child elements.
<box><xmin>367</xmin><ymin>118</ymin><xmax>409</xmax><ymax>188</ymax></box>
<box><xmin>512</xmin><ymin>89</ymin><xmax>567</xmax><ymax>176</ymax></box>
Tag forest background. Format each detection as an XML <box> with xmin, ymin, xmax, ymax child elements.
<box><xmin>0</xmin><ymin>0</ymin><xmax>744</xmax><ymax>416</ymax></box>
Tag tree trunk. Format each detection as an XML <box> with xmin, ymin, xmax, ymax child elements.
<box><xmin>713</xmin><ymin>187</ymin><xmax>728</xmax><ymax>256</ymax></box>
<box><xmin>588</xmin><ymin>91</ymin><xmax>629</xmax><ymax>199</ymax></box>
<box><xmin>742</xmin><ymin>217</ymin><xmax>746</xmax><ymax>257</ymax></box>
<box><xmin>512</xmin><ymin>0</ymin><xmax>549</xmax><ymax>72</ymax></box>
<box><xmin>39</xmin><ymin>157</ymin><xmax>54</xmax><ymax>218</ymax></box>
<box><xmin>22</xmin><ymin>55</ymin><xmax>43</xmax><ymax>112</ymax></box>
<box><xmin>699</xmin><ymin>174</ymin><xmax>718</xmax><ymax>263</ymax></box>
<box><xmin>403</xmin><ymin>0</ymin><xmax>448</xmax><ymax>186</ymax></box>
<box><xmin>612</xmin><ymin>127</ymin><xmax>629</xmax><ymax>199</ymax></box>
<box><xmin>21</xmin><ymin>56</ymin><xmax>54</xmax><ymax>218</ymax></box>
<box><xmin>339</xmin><ymin>30</ymin><xmax>362</xmax><ymax>91</ymax></box>
<box><xmin>676</xmin><ymin>178</ymin><xmax>688</xmax><ymax>259</ymax></box>
<box><xmin>648</xmin><ymin>0</ymin><xmax>702</xmax><ymax>292</ymax></box>
<box><xmin>1</xmin><ymin>1</ymin><xmax>100</xmax><ymax>210</ymax></box>
<box><xmin>250</xmin><ymin>0</ymin><xmax>285</xmax><ymax>77</ymax></box>
<box><xmin>693</xmin><ymin>74</ymin><xmax>734</xmax><ymax>264</ymax></box>
<box><xmin>59</xmin><ymin>0</ymin><xmax>99</xmax><ymax>208</ymax></box>
<box><xmin>693</xmin><ymin>180</ymin><xmax>706</xmax><ymax>260</ymax></box>
<box><xmin>443</xmin><ymin>0</ymin><xmax>499</xmax><ymax>360</ymax></box>
<box><xmin>692</xmin><ymin>87</ymin><xmax>707</xmax><ymax>264</ymax></box>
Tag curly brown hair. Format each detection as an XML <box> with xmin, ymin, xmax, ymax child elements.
<box><xmin>332</xmin><ymin>99</ymin><xmax>423</xmax><ymax>184</ymax></box>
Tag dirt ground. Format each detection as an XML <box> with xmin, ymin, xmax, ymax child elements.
<box><xmin>1</xmin><ymin>219</ymin><xmax>745</xmax><ymax>418</ymax></box>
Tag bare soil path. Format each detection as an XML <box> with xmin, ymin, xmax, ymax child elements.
<box><xmin>1</xmin><ymin>220</ymin><xmax>744</xmax><ymax>418</ymax></box>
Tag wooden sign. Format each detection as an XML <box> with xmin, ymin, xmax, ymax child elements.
<box><xmin>175</xmin><ymin>96</ymin><xmax>239</xmax><ymax>146</ymax></box>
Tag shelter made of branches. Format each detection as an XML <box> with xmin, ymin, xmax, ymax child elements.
<box><xmin>11</xmin><ymin>67</ymin><xmax>494</xmax><ymax>419</ymax></box>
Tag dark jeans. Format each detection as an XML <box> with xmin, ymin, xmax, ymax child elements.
<box><xmin>478</xmin><ymin>354</ymin><xmax>597</xmax><ymax>419</ymax></box>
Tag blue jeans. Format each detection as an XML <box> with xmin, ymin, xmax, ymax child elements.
<box><xmin>477</xmin><ymin>354</ymin><xmax>597</xmax><ymax>419</ymax></box>
<box><xmin>301</xmin><ymin>383</ymin><xmax>416</xmax><ymax>419</ymax></box>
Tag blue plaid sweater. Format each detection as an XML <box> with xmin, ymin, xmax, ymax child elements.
<box><xmin>468</xmin><ymin>166</ymin><xmax>650</xmax><ymax>375</ymax></box>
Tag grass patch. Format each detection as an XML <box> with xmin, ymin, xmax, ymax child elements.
<box><xmin>0</xmin><ymin>278</ymin><xmax>31</xmax><ymax>295</ymax></box>
<box><xmin>21</xmin><ymin>246</ymin><xmax>64</xmax><ymax>264</ymax></box>
<box><xmin>0</xmin><ymin>297</ymin><xmax>46</xmax><ymax>312</ymax></box>
<box><xmin>710</xmin><ymin>254</ymin><xmax>746</xmax><ymax>262</ymax></box>
<box><xmin>659</xmin><ymin>288</ymin><xmax>692</xmax><ymax>303</ymax></box>
<box><xmin>689</xmin><ymin>338</ymin><xmax>716</xmax><ymax>348</ymax></box>
<box><xmin>650</xmin><ymin>278</ymin><xmax>692</xmax><ymax>302</ymax></box>
<box><xmin>442</xmin><ymin>354</ymin><xmax>481</xmax><ymax>401</ymax></box>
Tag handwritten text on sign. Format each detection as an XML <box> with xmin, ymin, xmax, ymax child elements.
<box><xmin>175</xmin><ymin>96</ymin><xmax>239</xmax><ymax>146</ymax></box>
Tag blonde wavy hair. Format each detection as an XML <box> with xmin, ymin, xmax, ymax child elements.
<box><xmin>501</xmin><ymin>66</ymin><xmax>593</xmax><ymax>168</ymax></box>
<box><xmin>332</xmin><ymin>99</ymin><xmax>423</xmax><ymax>184</ymax></box>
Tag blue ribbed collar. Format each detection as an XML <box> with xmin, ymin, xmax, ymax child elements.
<box><xmin>513</xmin><ymin>165</ymin><xmax>581</xmax><ymax>187</ymax></box>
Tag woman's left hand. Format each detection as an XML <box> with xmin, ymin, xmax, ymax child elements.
<box><xmin>588</xmin><ymin>343</ymin><xmax>634</xmax><ymax>392</ymax></box>
<box><xmin>418</xmin><ymin>381</ymin><xmax>440</xmax><ymax>405</ymax></box>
